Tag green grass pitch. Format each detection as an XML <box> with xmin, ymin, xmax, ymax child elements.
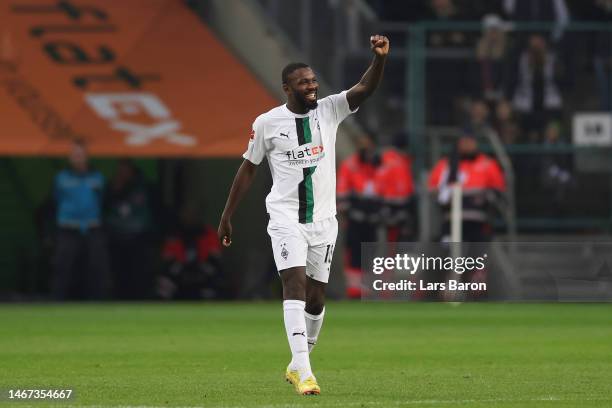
<box><xmin>1</xmin><ymin>302</ymin><xmax>611</xmax><ymax>407</ymax></box>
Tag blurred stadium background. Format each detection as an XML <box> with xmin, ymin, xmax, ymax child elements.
<box><xmin>0</xmin><ymin>0</ymin><xmax>612</xmax><ymax>302</ymax></box>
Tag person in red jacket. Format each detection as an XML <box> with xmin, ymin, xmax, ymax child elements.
<box><xmin>428</xmin><ymin>134</ymin><xmax>505</xmax><ymax>300</ymax></box>
<box><xmin>429</xmin><ymin>134</ymin><xmax>505</xmax><ymax>242</ymax></box>
<box><xmin>377</xmin><ymin>136</ymin><xmax>415</xmax><ymax>243</ymax></box>
<box><xmin>338</xmin><ymin>134</ymin><xmax>414</xmax><ymax>298</ymax></box>
<box><xmin>158</xmin><ymin>204</ymin><xmax>224</xmax><ymax>300</ymax></box>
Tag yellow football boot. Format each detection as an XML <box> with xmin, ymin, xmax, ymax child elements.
<box><xmin>285</xmin><ymin>367</ymin><xmax>299</xmax><ymax>387</ymax></box>
<box><xmin>296</xmin><ymin>376</ymin><xmax>320</xmax><ymax>395</ymax></box>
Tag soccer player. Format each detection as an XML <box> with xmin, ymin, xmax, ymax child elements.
<box><xmin>217</xmin><ymin>35</ymin><xmax>390</xmax><ymax>395</ymax></box>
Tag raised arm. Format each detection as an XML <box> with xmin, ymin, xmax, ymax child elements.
<box><xmin>346</xmin><ymin>35</ymin><xmax>390</xmax><ymax>111</ymax></box>
<box><xmin>217</xmin><ymin>159</ymin><xmax>258</xmax><ymax>247</ymax></box>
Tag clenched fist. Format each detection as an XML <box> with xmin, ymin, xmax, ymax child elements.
<box><xmin>370</xmin><ymin>35</ymin><xmax>390</xmax><ymax>57</ymax></box>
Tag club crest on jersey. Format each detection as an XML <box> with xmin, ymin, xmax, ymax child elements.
<box><xmin>284</xmin><ymin>143</ymin><xmax>325</xmax><ymax>167</ymax></box>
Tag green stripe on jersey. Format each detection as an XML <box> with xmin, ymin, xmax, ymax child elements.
<box><xmin>302</xmin><ymin>117</ymin><xmax>312</xmax><ymax>143</ymax></box>
<box><xmin>303</xmin><ymin>167</ymin><xmax>314</xmax><ymax>223</ymax></box>
<box><xmin>296</xmin><ymin>117</ymin><xmax>315</xmax><ymax>223</ymax></box>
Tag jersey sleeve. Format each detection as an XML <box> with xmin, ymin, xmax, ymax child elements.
<box><xmin>242</xmin><ymin>117</ymin><xmax>267</xmax><ymax>165</ymax></box>
<box><xmin>319</xmin><ymin>90</ymin><xmax>358</xmax><ymax>126</ymax></box>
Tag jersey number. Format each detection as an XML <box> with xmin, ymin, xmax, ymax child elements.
<box><xmin>324</xmin><ymin>244</ymin><xmax>335</xmax><ymax>264</ymax></box>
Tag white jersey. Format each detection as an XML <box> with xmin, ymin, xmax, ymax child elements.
<box><xmin>243</xmin><ymin>90</ymin><xmax>357</xmax><ymax>224</ymax></box>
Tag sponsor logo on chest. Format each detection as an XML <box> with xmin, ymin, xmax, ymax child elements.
<box><xmin>284</xmin><ymin>143</ymin><xmax>325</xmax><ymax>167</ymax></box>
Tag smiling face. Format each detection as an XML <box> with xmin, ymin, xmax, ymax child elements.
<box><xmin>283</xmin><ymin>67</ymin><xmax>319</xmax><ymax>112</ymax></box>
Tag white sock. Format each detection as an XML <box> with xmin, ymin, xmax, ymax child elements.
<box><xmin>283</xmin><ymin>300</ymin><xmax>313</xmax><ymax>381</ymax></box>
<box><xmin>305</xmin><ymin>307</ymin><xmax>325</xmax><ymax>353</ymax></box>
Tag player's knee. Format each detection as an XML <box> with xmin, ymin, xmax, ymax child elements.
<box><xmin>305</xmin><ymin>301</ymin><xmax>324</xmax><ymax>315</ymax></box>
<box><xmin>305</xmin><ymin>279</ymin><xmax>326</xmax><ymax>314</ymax></box>
<box><xmin>283</xmin><ymin>285</ymin><xmax>306</xmax><ymax>301</ymax></box>
<box><xmin>281</xmin><ymin>267</ymin><xmax>306</xmax><ymax>300</ymax></box>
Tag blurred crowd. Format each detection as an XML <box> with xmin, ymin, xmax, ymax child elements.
<box><xmin>380</xmin><ymin>0</ymin><xmax>609</xmax><ymax>135</ymax></box>
<box><xmin>42</xmin><ymin>140</ymin><xmax>226</xmax><ymax>301</ymax></box>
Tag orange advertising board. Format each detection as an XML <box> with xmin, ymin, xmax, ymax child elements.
<box><xmin>0</xmin><ymin>0</ymin><xmax>277</xmax><ymax>157</ymax></box>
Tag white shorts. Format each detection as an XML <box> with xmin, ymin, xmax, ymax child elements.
<box><xmin>267</xmin><ymin>216</ymin><xmax>338</xmax><ymax>283</ymax></box>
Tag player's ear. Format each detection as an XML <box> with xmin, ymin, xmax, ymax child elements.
<box><xmin>282</xmin><ymin>82</ymin><xmax>290</xmax><ymax>95</ymax></box>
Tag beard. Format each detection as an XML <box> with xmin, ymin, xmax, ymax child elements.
<box><xmin>296</xmin><ymin>92</ymin><xmax>318</xmax><ymax>110</ymax></box>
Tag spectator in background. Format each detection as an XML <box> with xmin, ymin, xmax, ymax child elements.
<box><xmin>503</xmin><ymin>0</ymin><xmax>570</xmax><ymax>43</ymax></box>
<box><xmin>379</xmin><ymin>134</ymin><xmax>415</xmax><ymax>243</ymax></box>
<box><xmin>463</xmin><ymin>99</ymin><xmax>494</xmax><ymax>139</ymax></box>
<box><xmin>425</xmin><ymin>0</ymin><xmax>476</xmax><ymax>126</ymax></box>
<box><xmin>540</xmin><ymin>121</ymin><xmax>573</xmax><ymax>213</ymax></box>
<box><xmin>106</xmin><ymin>160</ymin><xmax>155</xmax><ymax>299</ymax></box>
<box><xmin>512</xmin><ymin>34</ymin><xmax>563</xmax><ymax>142</ymax></box>
<box><xmin>475</xmin><ymin>14</ymin><xmax>510</xmax><ymax>102</ymax></box>
<box><xmin>426</xmin><ymin>0</ymin><xmax>470</xmax><ymax>48</ymax></box>
<box><xmin>52</xmin><ymin>139</ymin><xmax>110</xmax><ymax>300</ymax></box>
<box><xmin>157</xmin><ymin>203</ymin><xmax>224</xmax><ymax>300</ymax></box>
<box><xmin>426</xmin><ymin>0</ymin><xmax>474</xmax><ymax>124</ymax></box>
<box><xmin>493</xmin><ymin>99</ymin><xmax>522</xmax><ymax>144</ymax></box>
<box><xmin>337</xmin><ymin>133</ymin><xmax>414</xmax><ymax>298</ymax></box>
<box><xmin>429</xmin><ymin>134</ymin><xmax>506</xmax><ymax>242</ymax></box>
<box><xmin>428</xmin><ymin>134</ymin><xmax>505</xmax><ymax>300</ymax></box>
<box><xmin>337</xmin><ymin>134</ymin><xmax>382</xmax><ymax>299</ymax></box>
<box><xmin>502</xmin><ymin>0</ymin><xmax>574</xmax><ymax>92</ymax></box>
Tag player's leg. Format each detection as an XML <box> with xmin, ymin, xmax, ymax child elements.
<box><xmin>268</xmin><ymin>220</ymin><xmax>315</xmax><ymax>389</ymax></box>
<box><xmin>280</xmin><ymin>266</ymin><xmax>317</xmax><ymax>393</ymax></box>
<box><xmin>304</xmin><ymin>216</ymin><xmax>338</xmax><ymax>352</ymax></box>
<box><xmin>281</xmin><ymin>266</ymin><xmax>307</xmax><ymax>300</ymax></box>
<box><xmin>305</xmin><ymin>276</ymin><xmax>325</xmax><ymax>352</ymax></box>
<box><xmin>281</xmin><ymin>266</ymin><xmax>311</xmax><ymax>376</ymax></box>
